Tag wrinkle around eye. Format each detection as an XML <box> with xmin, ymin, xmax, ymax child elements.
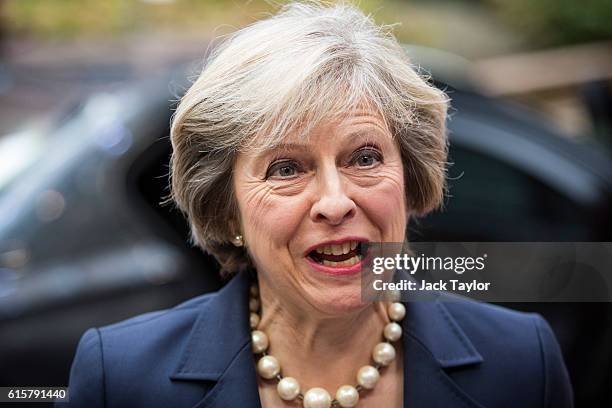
<box><xmin>264</xmin><ymin>173</ymin><xmax>311</xmax><ymax>196</ymax></box>
<box><xmin>342</xmin><ymin>162</ymin><xmax>404</xmax><ymax>189</ymax></box>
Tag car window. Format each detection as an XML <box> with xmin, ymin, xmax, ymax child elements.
<box><xmin>412</xmin><ymin>146</ymin><xmax>595</xmax><ymax>241</ymax></box>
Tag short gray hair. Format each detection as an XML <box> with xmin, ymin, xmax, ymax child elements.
<box><xmin>169</xmin><ymin>1</ymin><xmax>449</xmax><ymax>275</ymax></box>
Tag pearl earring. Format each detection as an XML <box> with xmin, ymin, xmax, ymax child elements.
<box><xmin>232</xmin><ymin>235</ymin><xmax>244</xmax><ymax>247</ymax></box>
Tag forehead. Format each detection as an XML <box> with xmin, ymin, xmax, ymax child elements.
<box><xmin>250</xmin><ymin>103</ymin><xmax>391</xmax><ymax>154</ymax></box>
<box><xmin>330</xmin><ymin>108</ymin><xmax>390</xmax><ymax>134</ymax></box>
<box><xmin>306</xmin><ymin>109</ymin><xmax>390</xmax><ymax>145</ymax></box>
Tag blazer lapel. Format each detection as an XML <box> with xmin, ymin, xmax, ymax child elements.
<box><xmin>402</xmin><ymin>299</ymin><xmax>486</xmax><ymax>408</ymax></box>
<box><xmin>169</xmin><ymin>272</ymin><xmax>262</xmax><ymax>408</ymax></box>
<box><xmin>190</xmin><ymin>343</ymin><xmax>261</xmax><ymax>408</ymax></box>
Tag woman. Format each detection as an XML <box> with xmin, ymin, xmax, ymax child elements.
<box><xmin>61</xmin><ymin>2</ymin><xmax>573</xmax><ymax>407</ymax></box>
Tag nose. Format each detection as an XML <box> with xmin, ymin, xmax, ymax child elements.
<box><xmin>309</xmin><ymin>165</ymin><xmax>356</xmax><ymax>225</ymax></box>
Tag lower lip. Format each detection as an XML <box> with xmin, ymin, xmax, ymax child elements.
<box><xmin>305</xmin><ymin>256</ymin><xmax>363</xmax><ymax>276</ymax></box>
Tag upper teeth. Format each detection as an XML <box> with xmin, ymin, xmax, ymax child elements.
<box><xmin>315</xmin><ymin>241</ymin><xmax>359</xmax><ymax>255</ymax></box>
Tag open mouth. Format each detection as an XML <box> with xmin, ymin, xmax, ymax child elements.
<box><xmin>307</xmin><ymin>241</ymin><xmax>364</xmax><ymax>267</ymax></box>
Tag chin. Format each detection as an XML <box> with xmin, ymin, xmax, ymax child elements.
<box><xmin>308</xmin><ymin>285</ymin><xmax>367</xmax><ymax>316</ymax></box>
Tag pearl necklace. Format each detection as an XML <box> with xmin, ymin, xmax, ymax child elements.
<box><xmin>249</xmin><ymin>283</ymin><xmax>406</xmax><ymax>408</ymax></box>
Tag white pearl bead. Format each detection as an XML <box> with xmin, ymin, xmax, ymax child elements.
<box><xmin>356</xmin><ymin>365</ymin><xmax>380</xmax><ymax>389</ymax></box>
<box><xmin>251</xmin><ymin>330</ymin><xmax>269</xmax><ymax>354</ymax></box>
<box><xmin>303</xmin><ymin>387</ymin><xmax>331</xmax><ymax>408</ymax></box>
<box><xmin>336</xmin><ymin>385</ymin><xmax>359</xmax><ymax>407</ymax></box>
<box><xmin>249</xmin><ymin>297</ymin><xmax>260</xmax><ymax>312</ymax></box>
<box><xmin>388</xmin><ymin>302</ymin><xmax>406</xmax><ymax>321</ymax></box>
<box><xmin>372</xmin><ymin>342</ymin><xmax>396</xmax><ymax>366</ymax></box>
<box><xmin>257</xmin><ymin>355</ymin><xmax>280</xmax><ymax>379</ymax></box>
<box><xmin>250</xmin><ymin>284</ymin><xmax>259</xmax><ymax>297</ymax></box>
<box><xmin>277</xmin><ymin>377</ymin><xmax>300</xmax><ymax>401</ymax></box>
<box><xmin>383</xmin><ymin>322</ymin><xmax>402</xmax><ymax>342</ymax></box>
<box><xmin>249</xmin><ymin>313</ymin><xmax>260</xmax><ymax>329</ymax></box>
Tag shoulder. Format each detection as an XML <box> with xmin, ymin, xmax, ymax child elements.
<box><xmin>439</xmin><ymin>293</ymin><xmax>543</xmax><ymax>343</ymax></box>
<box><xmin>94</xmin><ymin>291</ymin><xmax>215</xmax><ymax>363</ymax></box>
<box><xmin>438</xmin><ymin>295</ymin><xmax>573</xmax><ymax>407</ymax></box>
<box><xmin>439</xmin><ymin>295</ymin><xmax>562</xmax><ymax>363</ymax></box>
<box><xmin>58</xmin><ymin>292</ymin><xmax>218</xmax><ymax>408</ymax></box>
<box><xmin>98</xmin><ymin>291</ymin><xmax>214</xmax><ymax>343</ymax></box>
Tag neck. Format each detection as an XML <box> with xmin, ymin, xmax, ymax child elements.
<box><xmin>257</xmin><ymin>280</ymin><xmax>390</xmax><ymax>391</ymax></box>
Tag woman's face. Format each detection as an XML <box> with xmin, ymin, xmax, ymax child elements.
<box><xmin>233</xmin><ymin>109</ymin><xmax>407</xmax><ymax>314</ymax></box>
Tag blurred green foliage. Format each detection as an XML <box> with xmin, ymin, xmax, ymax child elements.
<box><xmin>485</xmin><ymin>0</ymin><xmax>612</xmax><ymax>46</ymax></box>
<box><xmin>2</xmin><ymin>0</ymin><xmax>611</xmax><ymax>48</ymax></box>
<box><xmin>4</xmin><ymin>0</ymin><xmax>132</xmax><ymax>37</ymax></box>
<box><xmin>1</xmin><ymin>0</ymin><xmax>384</xmax><ymax>38</ymax></box>
<box><xmin>2</xmin><ymin>0</ymin><xmax>274</xmax><ymax>38</ymax></box>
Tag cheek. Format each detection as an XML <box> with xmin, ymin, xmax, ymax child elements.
<box><xmin>355</xmin><ymin>166</ymin><xmax>407</xmax><ymax>241</ymax></box>
<box><xmin>236</xmin><ymin>179</ymin><xmax>307</xmax><ymax>251</ymax></box>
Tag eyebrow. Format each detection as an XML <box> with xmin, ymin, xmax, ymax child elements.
<box><xmin>268</xmin><ymin>128</ymin><xmax>389</xmax><ymax>153</ymax></box>
<box><xmin>344</xmin><ymin>129</ymin><xmax>389</xmax><ymax>143</ymax></box>
<box><xmin>268</xmin><ymin>143</ymin><xmax>311</xmax><ymax>152</ymax></box>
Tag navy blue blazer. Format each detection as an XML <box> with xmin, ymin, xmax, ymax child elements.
<box><xmin>59</xmin><ymin>271</ymin><xmax>573</xmax><ymax>407</ymax></box>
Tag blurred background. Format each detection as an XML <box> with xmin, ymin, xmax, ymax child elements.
<box><xmin>0</xmin><ymin>1</ymin><xmax>611</xmax><ymax>407</ymax></box>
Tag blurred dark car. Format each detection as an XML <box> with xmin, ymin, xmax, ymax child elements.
<box><xmin>0</xmin><ymin>53</ymin><xmax>611</xmax><ymax>407</ymax></box>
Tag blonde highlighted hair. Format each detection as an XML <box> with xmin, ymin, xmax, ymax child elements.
<box><xmin>169</xmin><ymin>1</ymin><xmax>449</xmax><ymax>275</ymax></box>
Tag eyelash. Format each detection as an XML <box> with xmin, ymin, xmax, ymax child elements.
<box><xmin>265</xmin><ymin>160</ymin><xmax>302</xmax><ymax>179</ymax></box>
<box><xmin>264</xmin><ymin>145</ymin><xmax>384</xmax><ymax>179</ymax></box>
<box><xmin>349</xmin><ymin>145</ymin><xmax>383</xmax><ymax>168</ymax></box>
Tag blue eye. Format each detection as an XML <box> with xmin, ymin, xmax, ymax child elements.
<box><xmin>352</xmin><ymin>147</ymin><xmax>382</xmax><ymax>168</ymax></box>
<box><xmin>266</xmin><ymin>161</ymin><xmax>300</xmax><ymax>179</ymax></box>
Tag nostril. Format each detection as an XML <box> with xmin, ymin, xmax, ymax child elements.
<box><xmin>335</xmin><ymin>206</ymin><xmax>356</xmax><ymax>225</ymax></box>
<box><xmin>345</xmin><ymin>207</ymin><xmax>356</xmax><ymax>219</ymax></box>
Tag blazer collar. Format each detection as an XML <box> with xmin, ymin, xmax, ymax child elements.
<box><xmin>403</xmin><ymin>297</ymin><xmax>483</xmax><ymax>368</ymax></box>
<box><xmin>402</xmin><ymin>299</ymin><xmax>485</xmax><ymax>408</ymax></box>
<box><xmin>170</xmin><ymin>271</ymin><xmax>485</xmax><ymax>407</ymax></box>
<box><xmin>170</xmin><ymin>271</ymin><xmax>254</xmax><ymax>381</ymax></box>
<box><xmin>170</xmin><ymin>271</ymin><xmax>262</xmax><ymax>408</ymax></box>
